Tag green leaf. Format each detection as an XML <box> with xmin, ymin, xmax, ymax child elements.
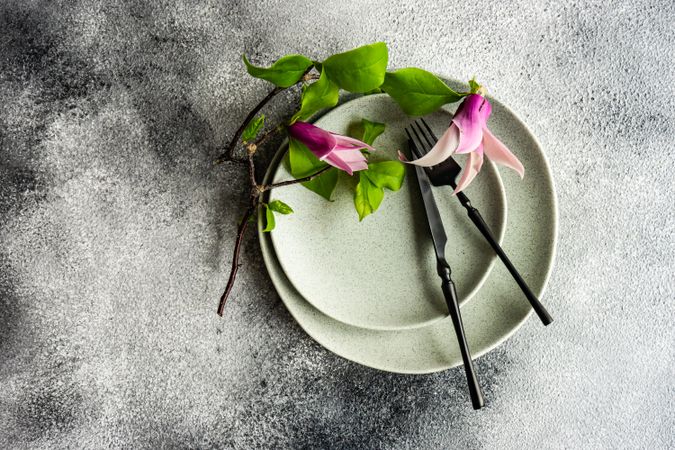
<box><xmin>468</xmin><ymin>78</ymin><xmax>481</xmax><ymax>94</ymax></box>
<box><xmin>288</xmin><ymin>138</ymin><xmax>323</xmax><ymax>177</ymax></box>
<box><xmin>303</xmin><ymin>169</ymin><xmax>338</xmax><ymax>201</ymax></box>
<box><xmin>291</xmin><ymin>68</ymin><xmax>339</xmax><ymax>122</ymax></box>
<box><xmin>243</xmin><ymin>54</ymin><xmax>313</xmax><ymax>88</ymax></box>
<box><xmin>322</xmin><ymin>42</ymin><xmax>388</xmax><ymax>93</ymax></box>
<box><xmin>354</xmin><ymin>173</ymin><xmax>384</xmax><ymax>221</ymax></box>
<box><xmin>288</xmin><ymin>138</ymin><xmax>339</xmax><ymax>201</ymax></box>
<box><xmin>241</xmin><ymin>115</ymin><xmax>265</xmax><ymax>143</ymax></box>
<box><xmin>363</xmin><ymin>161</ymin><xmax>405</xmax><ymax>191</ymax></box>
<box><xmin>381</xmin><ymin>68</ymin><xmax>466</xmax><ymax>116</ymax></box>
<box><xmin>268</xmin><ymin>199</ymin><xmax>293</xmax><ymax>214</ymax></box>
<box><xmin>351</xmin><ymin>160</ymin><xmax>405</xmax><ymax>220</ymax></box>
<box><xmin>262</xmin><ymin>204</ymin><xmax>275</xmax><ymax>232</ymax></box>
<box><xmin>359</xmin><ymin>119</ymin><xmax>386</xmax><ymax>146</ymax></box>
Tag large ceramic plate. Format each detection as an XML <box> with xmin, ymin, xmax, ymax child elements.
<box><xmin>269</xmin><ymin>95</ymin><xmax>507</xmax><ymax>330</ymax></box>
<box><xmin>259</xmin><ymin>89</ymin><xmax>557</xmax><ymax>373</ymax></box>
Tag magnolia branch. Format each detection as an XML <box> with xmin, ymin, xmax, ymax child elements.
<box><xmin>216</xmin><ymin>68</ymin><xmax>330</xmax><ymax>315</ymax></box>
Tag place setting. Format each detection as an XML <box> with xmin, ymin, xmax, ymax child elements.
<box><xmin>216</xmin><ymin>42</ymin><xmax>558</xmax><ymax>409</ymax></box>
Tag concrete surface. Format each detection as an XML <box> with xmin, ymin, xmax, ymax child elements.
<box><xmin>0</xmin><ymin>0</ymin><xmax>673</xmax><ymax>448</ymax></box>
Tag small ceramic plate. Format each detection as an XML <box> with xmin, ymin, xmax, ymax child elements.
<box><xmin>268</xmin><ymin>95</ymin><xmax>507</xmax><ymax>330</ymax></box>
<box><xmin>259</xmin><ymin>86</ymin><xmax>557</xmax><ymax>373</ymax></box>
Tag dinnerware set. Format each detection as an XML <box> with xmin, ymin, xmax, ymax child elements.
<box><xmin>259</xmin><ymin>91</ymin><xmax>557</xmax><ymax>408</ymax></box>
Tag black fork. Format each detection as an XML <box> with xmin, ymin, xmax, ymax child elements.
<box><xmin>408</xmin><ymin>119</ymin><xmax>553</xmax><ymax>326</ymax></box>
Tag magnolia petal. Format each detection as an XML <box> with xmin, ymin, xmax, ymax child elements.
<box><xmin>453</xmin><ymin>124</ymin><xmax>483</xmax><ymax>154</ymax></box>
<box><xmin>402</xmin><ymin>123</ymin><xmax>459</xmax><ymax>167</ymax></box>
<box><xmin>323</xmin><ymin>152</ymin><xmax>355</xmax><ymax>175</ymax></box>
<box><xmin>322</xmin><ymin>149</ymin><xmax>368</xmax><ymax>175</ymax></box>
<box><xmin>348</xmin><ymin>160</ymin><xmax>369</xmax><ymax>172</ymax></box>
<box><xmin>453</xmin><ymin>94</ymin><xmax>489</xmax><ymax>154</ymax></box>
<box><xmin>453</xmin><ymin>145</ymin><xmax>484</xmax><ymax>194</ymax></box>
<box><xmin>288</xmin><ymin>121</ymin><xmax>337</xmax><ymax>159</ymax></box>
<box><xmin>478</xmin><ymin>96</ymin><xmax>492</xmax><ymax>122</ymax></box>
<box><xmin>335</xmin><ymin>148</ymin><xmax>368</xmax><ymax>163</ymax></box>
<box><xmin>332</xmin><ymin>134</ymin><xmax>376</xmax><ymax>152</ymax></box>
<box><xmin>482</xmin><ymin>126</ymin><xmax>525</xmax><ymax>178</ymax></box>
<box><xmin>332</xmin><ymin>143</ymin><xmax>367</xmax><ymax>152</ymax></box>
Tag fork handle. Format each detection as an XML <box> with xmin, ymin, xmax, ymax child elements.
<box><xmin>439</xmin><ymin>271</ymin><xmax>485</xmax><ymax>410</ymax></box>
<box><xmin>458</xmin><ymin>198</ymin><xmax>553</xmax><ymax>326</ymax></box>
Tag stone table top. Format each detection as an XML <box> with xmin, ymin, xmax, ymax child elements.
<box><xmin>0</xmin><ymin>0</ymin><xmax>673</xmax><ymax>448</ymax></box>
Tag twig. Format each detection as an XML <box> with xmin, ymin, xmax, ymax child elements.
<box><xmin>263</xmin><ymin>166</ymin><xmax>331</xmax><ymax>191</ymax></box>
<box><xmin>215</xmin><ymin>87</ymin><xmax>282</xmax><ymax>164</ymax></box>
<box><xmin>247</xmin><ymin>152</ymin><xmax>257</xmax><ymax>187</ymax></box>
<box><xmin>215</xmin><ymin>67</ymin><xmax>316</xmax><ymax>165</ymax></box>
<box><xmin>253</xmin><ymin>125</ymin><xmax>283</xmax><ymax>148</ymax></box>
<box><xmin>217</xmin><ymin>205</ymin><xmax>256</xmax><ymax>316</ymax></box>
<box><xmin>216</xmin><ymin>65</ymin><xmax>320</xmax><ymax>315</ymax></box>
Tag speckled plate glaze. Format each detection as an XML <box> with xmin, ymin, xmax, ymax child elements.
<box><xmin>268</xmin><ymin>95</ymin><xmax>507</xmax><ymax>331</ymax></box>
<box><xmin>259</xmin><ymin>86</ymin><xmax>557</xmax><ymax>374</ymax></box>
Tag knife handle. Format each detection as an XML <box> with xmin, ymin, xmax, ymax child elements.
<box><xmin>458</xmin><ymin>197</ymin><xmax>553</xmax><ymax>326</ymax></box>
<box><xmin>439</xmin><ymin>268</ymin><xmax>485</xmax><ymax>410</ymax></box>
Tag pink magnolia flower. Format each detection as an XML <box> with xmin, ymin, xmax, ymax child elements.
<box><xmin>404</xmin><ymin>93</ymin><xmax>525</xmax><ymax>194</ymax></box>
<box><xmin>288</xmin><ymin>121</ymin><xmax>371</xmax><ymax>175</ymax></box>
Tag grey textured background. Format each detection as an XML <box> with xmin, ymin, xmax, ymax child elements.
<box><xmin>1</xmin><ymin>0</ymin><xmax>673</xmax><ymax>448</ymax></box>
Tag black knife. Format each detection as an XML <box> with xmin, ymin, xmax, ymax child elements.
<box><xmin>406</xmin><ymin>136</ymin><xmax>485</xmax><ymax>410</ymax></box>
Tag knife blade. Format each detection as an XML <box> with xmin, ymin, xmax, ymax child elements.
<box><xmin>405</xmin><ymin>136</ymin><xmax>450</xmax><ymax>275</ymax></box>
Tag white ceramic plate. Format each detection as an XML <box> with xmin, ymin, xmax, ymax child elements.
<box><xmin>259</xmin><ymin>90</ymin><xmax>557</xmax><ymax>373</ymax></box>
<box><xmin>268</xmin><ymin>96</ymin><xmax>507</xmax><ymax>330</ymax></box>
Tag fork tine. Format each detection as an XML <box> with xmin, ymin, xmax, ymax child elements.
<box><xmin>414</xmin><ymin>119</ymin><xmax>438</xmax><ymax>156</ymax></box>
<box><xmin>407</xmin><ymin>124</ymin><xmax>437</xmax><ymax>176</ymax></box>
<box><xmin>419</xmin><ymin>118</ymin><xmax>440</xmax><ymax>142</ymax></box>
<box><xmin>404</xmin><ymin>128</ymin><xmax>424</xmax><ymax>160</ymax></box>
<box><xmin>409</xmin><ymin>122</ymin><xmax>430</xmax><ymax>155</ymax></box>
<box><xmin>404</xmin><ymin>127</ymin><xmax>413</xmax><ymax>142</ymax></box>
